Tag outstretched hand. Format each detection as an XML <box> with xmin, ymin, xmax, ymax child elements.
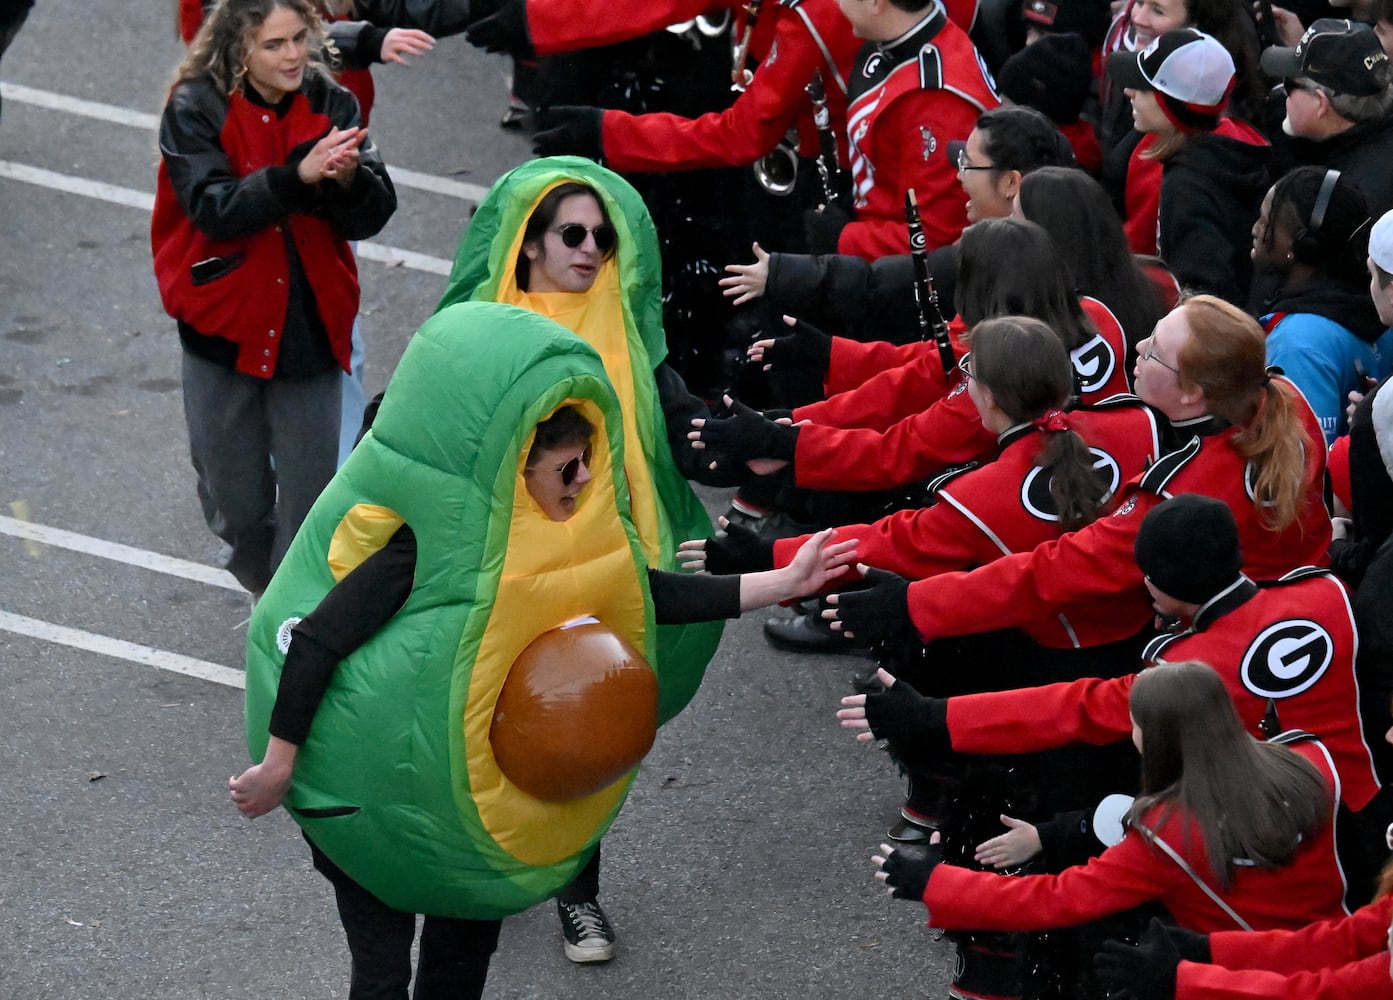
<box><xmin>688</xmin><ymin>393</ymin><xmax>799</xmax><ymax>472</ymax></box>
<box><xmin>975</xmin><ymin>815</ymin><xmax>1043</xmax><ymax>869</ymax></box>
<box><xmin>676</xmin><ymin>515</ymin><xmax>774</xmax><ymax>574</ymax></box>
<box><xmin>747</xmin><ymin>314</ymin><xmax>833</xmax><ymax>374</ymax></box>
<box><xmin>380</xmin><ymin>28</ymin><xmax>434</xmax><ymax>64</ymax></box>
<box><xmin>784</xmin><ymin>527</ymin><xmax>859</xmax><ymax>596</ymax></box>
<box><xmin>837</xmin><ymin>667</ymin><xmax>898</xmax><ymax>742</ymax></box>
<box><xmin>720</xmin><ymin>242</ymin><xmax>771</xmax><ymax>305</ymax></box>
<box><xmin>824</xmin><ymin>564</ymin><xmax>912</xmax><ymax>643</ymax></box>
<box><xmin>872</xmin><ymin>840</ymin><xmax>942</xmax><ymax>901</ymax></box>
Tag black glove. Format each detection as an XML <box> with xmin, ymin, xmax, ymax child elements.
<box><xmin>532</xmin><ymin>105</ymin><xmax>603</xmax><ymax>160</ymax></box>
<box><xmin>803</xmin><ymin>203</ymin><xmax>851</xmax><ymax>254</ymax></box>
<box><xmin>880</xmin><ymin>842</ymin><xmax>943</xmax><ymax>901</ymax></box>
<box><xmin>1093</xmin><ymin>919</ymin><xmax>1183</xmax><ymax>1000</ymax></box>
<box><xmin>830</xmin><ymin>566</ymin><xmax>911</xmax><ymax>644</ymax></box>
<box><xmin>692</xmin><ymin>398</ymin><xmax>800</xmax><ymax>466</ymax></box>
<box><xmin>762</xmin><ymin>408</ymin><xmax>793</xmax><ymax>422</ymax></box>
<box><xmin>756</xmin><ymin>317</ymin><xmax>832</xmax><ymax>374</ymax></box>
<box><xmin>464</xmin><ymin>0</ymin><xmax>533</xmax><ymax>56</ymax></box>
<box><xmin>704</xmin><ymin>520</ymin><xmax>775</xmax><ymax>575</ymax></box>
<box><xmin>863</xmin><ymin>677</ymin><xmax>946</xmax><ymax>746</ymax></box>
<box><xmin>1149</xmin><ymin>922</ymin><xmax>1211</xmax><ymax>965</ymax></box>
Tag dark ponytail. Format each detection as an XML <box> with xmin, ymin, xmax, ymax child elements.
<box><xmin>971</xmin><ymin>316</ymin><xmax>1108</xmax><ymax>531</ymax></box>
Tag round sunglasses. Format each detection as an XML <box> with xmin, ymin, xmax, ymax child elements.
<box><xmin>551</xmin><ymin>223</ymin><xmax>617</xmax><ymax>255</ymax></box>
<box><xmin>559</xmin><ymin>447</ymin><xmax>593</xmax><ymax>486</ymax></box>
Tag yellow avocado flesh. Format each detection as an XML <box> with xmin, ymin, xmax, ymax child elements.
<box><xmin>463</xmin><ymin>401</ymin><xmax>652</xmax><ymax>867</ymax></box>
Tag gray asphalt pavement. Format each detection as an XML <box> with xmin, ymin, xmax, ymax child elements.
<box><xmin>0</xmin><ymin>4</ymin><xmax>953</xmax><ymax>997</ymax></box>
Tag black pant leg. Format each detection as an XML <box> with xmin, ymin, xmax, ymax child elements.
<box><xmin>413</xmin><ymin>916</ymin><xmax>502</xmax><ymax>1000</ymax></box>
<box><xmin>311</xmin><ymin>841</ymin><xmax>414</xmax><ymax>1000</ymax></box>
<box><xmin>556</xmin><ymin>842</ymin><xmax>601</xmax><ymax>903</ymax></box>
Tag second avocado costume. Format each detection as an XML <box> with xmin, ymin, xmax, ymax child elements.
<box><xmin>438</xmin><ymin>155</ymin><xmax>723</xmax><ymax>720</ymax></box>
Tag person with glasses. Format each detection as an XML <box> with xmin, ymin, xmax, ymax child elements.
<box><xmin>717</xmin><ymin>106</ymin><xmax>1073</xmax><ymax>353</ymax></box>
<box><xmin>824</xmin><ymin>295</ymin><xmax>1332</xmax><ymax>683</ymax></box>
<box><xmin>1260</xmin><ymin>19</ymin><xmax>1393</xmax><ymax>222</ymax></box>
<box><xmin>232</xmin><ymin>306</ymin><xmax>858</xmax><ymax>998</ymax></box>
<box><xmin>436</xmin><ymin>157</ymin><xmax>748</xmax><ymax>962</ymax></box>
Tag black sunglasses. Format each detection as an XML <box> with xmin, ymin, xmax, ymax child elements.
<box><xmin>1282</xmin><ymin>77</ymin><xmax>1315</xmax><ymax>96</ymax></box>
<box><xmin>560</xmin><ymin>446</ymin><xmax>592</xmax><ymax>486</ymax></box>
<box><xmin>552</xmin><ymin>223</ymin><xmax>617</xmax><ymax>255</ymax></box>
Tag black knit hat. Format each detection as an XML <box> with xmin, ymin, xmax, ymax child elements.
<box><xmin>997</xmin><ymin>32</ymin><xmax>1092</xmax><ymax>126</ymax></box>
<box><xmin>1133</xmin><ymin>494</ymin><xmax>1243</xmax><ymax>604</ymax></box>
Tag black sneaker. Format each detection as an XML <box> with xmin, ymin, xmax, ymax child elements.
<box><xmin>557</xmin><ymin>898</ymin><xmax>616</xmax><ymax>963</ymax></box>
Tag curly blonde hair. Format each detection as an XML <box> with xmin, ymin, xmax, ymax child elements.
<box><xmin>176</xmin><ymin>0</ymin><xmax>336</xmax><ymax>99</ymax></box>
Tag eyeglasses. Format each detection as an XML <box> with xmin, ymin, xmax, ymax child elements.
<box><xmin>1140</xmin><ymin>343</ymin><xmax>1180</xmax><ymax>375</ymax></box>
<box><xmin>559</xmin><ymin>447</ymin><xmax>592</xmax><ymax>486</ymax></box>
<box><xmin>957</xmin><ymin>353</ymin><xmax>976</xmax><ymax>381</ymax></box>
<box><xmin>956</xmin><ymin>148</ymin><xmax>996</xmax><ymax>173</ymax></box>
<box><xmin>552</xmin><ymin>223</ymin><xmax>617</xmax><ymax>255</ymax></box>
<box><xmin>1282</xmin><ymin>77</ymin><xmax>1316</xmax><ymax>97</ymax></box>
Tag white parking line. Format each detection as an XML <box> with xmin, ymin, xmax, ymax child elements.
<box><xmin>0</xmin><ymin>610</ymin><xmax>245</xmax><ymax>689</ymax></box>
<box><xmin>0</xmin><ymin>515</ymin><xmax>243</xmax><ymax>590</ymax></box>
<box><xmin>0</xmin><ymin>159</ymin><xmax>455</xmax><ymax>275</ymax></box>
<box><xmin>0</xmin><ymin>80</ymin><xmax>493</xmax><ymax>202</ymax></box>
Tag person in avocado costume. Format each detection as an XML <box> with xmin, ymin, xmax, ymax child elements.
<box><xmin>437</xmin><ymin>156</ymin><xmax>755</xmax><ymax>960</ymax></box>
<box><xmin>233</xmin><ymin>301</ymin><xmax>856</xmax><ymax>999</ymax></box>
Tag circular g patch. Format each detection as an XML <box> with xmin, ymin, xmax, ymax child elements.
<box><xmin>1239</xmin><ymin>619</ymin><xmax>1334</xmax><ymax>699</ymax></box>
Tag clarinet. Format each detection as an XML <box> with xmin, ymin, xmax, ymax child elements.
<box><xmin>805</xmin><ymin>69</ymin><xmax>845</xmax><ymax>211</ymax></box>
<box><xmin>905</xmin><ymin>189</ymin><xmax>955</xmax><ymax>377</ymax></box>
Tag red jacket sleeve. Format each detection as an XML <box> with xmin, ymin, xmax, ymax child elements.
<box><xmin>923</xmin><ymin>830</ymin><xmax>1191</xmax><ymax>932</ymax></box>
<box><xmin>945</xmin><ymin>674</ymin><xmax>1137</xmax><ymax>754</ymax></box>
<box><xmin>1124</xmin><ymin>138</ymin><xmax>1163</xmax><ymax>255</ymax></box>
<box><xmin>1208</xmin><ymin>895</ymin><xmax>1393</xmax><ymax>973</ymax></box>
<box><xmin>824</xmin><ymin>337</ymin><xmax>939</xmax><ymax>396</ymax></box>
<box><xmin>601</xmin><ymin>10</ymin><xmax>819</xmax><ymax>172</ymax></box>
<box><xmin>526</xmin><ymin>0</ymin><xmax>735</xmax><ymax>55</ymax></box>
<box><xmin>794</xmin><ymin>385</ymin><xmax>996</xmax><ymax>490</ymax></box>
<box><xmin>905</xmin><ymin>488</ymin><xmax>1158</xmax><ymax>640</ymax></box>
<box><xmin>837</xmin><ymin>92</ymin><xmax>975</xmax><ymax>260</ymax></box>
<box><xmin>772</xmin><ymin>502</ymin><xmax>1000</xmax><ymax>582</ymax></box>
<box><xmin>1174</xmin><ymin>952</ymin><xmax>1393</xmax><ymax>1000</ymax></box>
<box><xmin>796</xmin><ymin>353</ymin><xmax>960</xmax><ymax>431</ymax></box>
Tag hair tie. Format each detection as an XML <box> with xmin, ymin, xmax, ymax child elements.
<box><xmin>1033</xmin><ymin>409</ymin><xmax>1069</xmax><ymax>432</ymax></box>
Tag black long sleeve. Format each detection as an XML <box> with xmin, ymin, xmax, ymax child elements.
<box><xmin>647</xmin><ymin>568</ymin><xmax>742</xmax><ymax>624</ymax></box>
<box><xmin>269</xmin><ymin>525</ymin><xmax>417</xmax><ymax>744</ymax></box>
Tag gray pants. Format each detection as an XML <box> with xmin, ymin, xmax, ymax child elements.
<box><xmin>181</xmin><ymin>351</ymin><xmax>340</xmax><ymax>595</ymax></box>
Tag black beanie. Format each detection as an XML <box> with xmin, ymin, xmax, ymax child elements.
<box><xmin>996</xmin><ymin>33</ymin><xmax>1093</xmax><ymax>126</ymax></box>
<box><xmin>1133</xmin><ymin>494</ymin><xmax>1243</xmax><ymax>604</ymax></box>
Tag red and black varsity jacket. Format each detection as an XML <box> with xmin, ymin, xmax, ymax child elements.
<box><xmin>151</xmin><ymin>72</ymin><xmax>395</xmax><ymax>379</ymax></box>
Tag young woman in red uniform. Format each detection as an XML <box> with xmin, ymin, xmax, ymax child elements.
<box><xmin>871</xmin><ymin>663</ymin><xmax>1348</xmax><ymax>936</ymax></box>
<box><xmin>826</xmin><ymin>295</ymin><xmax>1330</xmax><ymax>656</ymax></box>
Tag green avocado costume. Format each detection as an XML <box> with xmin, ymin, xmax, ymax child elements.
<box><xmin>437</xmin><ymin>156</ymin><xmax>722</xmax><ymax>721</ymax></box>
<box><xmin>245</xmin><ymin>302</ymin><xmax>686</xmax><ymax>919</ymax></box>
